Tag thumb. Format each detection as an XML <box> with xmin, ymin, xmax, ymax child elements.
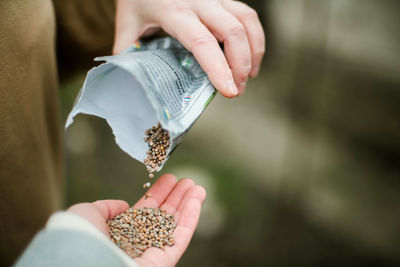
<box><xmin>113</xmin><ymin>7</ymin><xmax>142</xmax><ymax>55</ymax></box>
<box><xmin>92</xmin><ymin>200</ymin><xmax>130</xmax><ymax>220</ymax></box>
<box><xmin>68</xmin><ymin>200</ymin><xmax>129</xmax><ymax>236</ymax></box>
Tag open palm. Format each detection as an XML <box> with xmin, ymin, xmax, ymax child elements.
<box><xmin>68</xmin><ymin>174</ymin><xmax>206</xmax><ymax>267</ymax></box>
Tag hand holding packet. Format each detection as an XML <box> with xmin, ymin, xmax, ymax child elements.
<box><xmin>66</xmin><ymin>37</ymin><xmax>216</xmax><ymax>171</ymax></box>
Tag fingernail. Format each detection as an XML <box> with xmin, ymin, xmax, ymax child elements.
<box><xmin>227</xmin><ymin>80</ymin><xmax>238</xmax><ymax>96</ymax></box>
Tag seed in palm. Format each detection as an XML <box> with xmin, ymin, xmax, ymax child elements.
<box><xmin>108</xmin><ymin>207</ymin><xmax>176</xmax><ymax>258</ymax></box>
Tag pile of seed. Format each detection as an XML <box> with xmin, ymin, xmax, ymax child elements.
<box><xmin>108</xmin><ymin>207</ymin><xmax>176</xmax><ymax>258</ymax></box>
<box><xmin>143</xmin><ymin>123</ymin><xmax>170</xmax><ymax>192</ymax></box>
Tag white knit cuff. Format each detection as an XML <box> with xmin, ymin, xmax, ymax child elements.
<box><xmin>46</xmin><ymin>211</ymin><xmax>138</xmax><ymax>267</ymax></box>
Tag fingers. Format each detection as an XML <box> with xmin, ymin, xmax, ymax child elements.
<box><xmin>194</xmin><ymin>1</ymin><xmax>252</xmax><ymax>95</ymax></box>
<box><xmin>160</xmin><ymin>178</ymin><xmax>196</xmax><ymax>215</ymax></box>
<box><xmin>113</xmin><ymin>0</ymin><xmax>265</xmax><ymax>98</ymax></box>
<box><xmin>164</xmin><ymin>186</ymin><xmax>205</xmax><ymax>265</ymax></box>
<box><xmin>133</xmin><ymin>174</ymin><xmax>177</xmax><ymax>208</ymax></box>
<box><xmin>92</xmin><ymin>200</ymin><xmax>130</xmax><ymax>220</ymax></box>
<box><xmin>135</xmin><ymin>185</ymin><xmax>206</xmax><ymax>267</ymax></box>
<box><xmin>163</xmin><ymin>198</ymin><xmax>203</xmax><ymax>265</ymax></box>
<box><xmin>159</xmin><ymin>12</ymin><xmax>239</xmax><ymax>98</ymax></box>
<box><xmin>222</xmin><ymin>0</ymin><xmax>265</xmax><ymax>78</ymax></box>
<box><xmin>174</xmin><ymin>198</ymin><xmax>202</xmax><ymax>241</ymax></box>
<box><xmin>173</xmin><ymin>185</ymin><xmax>206</xmax><ymax>223</ymax></box>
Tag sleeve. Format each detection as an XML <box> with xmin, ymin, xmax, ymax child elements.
<box><xmin>52</xmin><ymin>0</ymin><xmax>116</xmax><ymax>80</ymax></box>
<box><xmin>14</xmin><ymin>212</ymin><xmax>138</xmax><ymax>267</ymax></box>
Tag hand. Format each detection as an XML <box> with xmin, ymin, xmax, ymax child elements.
<box><xmin>113</xmin><ymin>0</ymin><xmax>265</xmax><ymax>97</ymax></box>
<box><xmin>67</xmin><ymin>174</ymin><xmax>206</xmax><ymax>267</ymax></box>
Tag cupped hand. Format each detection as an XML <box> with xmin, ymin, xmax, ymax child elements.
<box><xmin>113</xmin><ymin>0</ymin><xmax>265</xmax><ymax>97</ymax></box>
<box><xmin>67</xmin><ymin>174</ymin><xmax>206</xmax><ymax>267</ymax></box>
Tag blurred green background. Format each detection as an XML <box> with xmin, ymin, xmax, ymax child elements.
<box><xmin>60</xmin><ymin>0</ymin><xmax>400</xmax><ymax>266</ymax></box>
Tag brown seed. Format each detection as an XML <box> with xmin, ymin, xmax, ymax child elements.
<box><xmin>143</xmin><ymin>123</ymin><xmax>170</xmax><ymax>181</ymax></box>
<box><xmin>108</xmin><ymin>207</ymin><xmax>176</xmax><ymax>258</ymax></box>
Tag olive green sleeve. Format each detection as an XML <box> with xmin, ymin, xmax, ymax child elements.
<box><xmin>52</xmin><ymin>0</ymin><xmax>116</xmax><ymax>80</ymax></box>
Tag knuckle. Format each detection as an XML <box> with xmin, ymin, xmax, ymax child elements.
<box><xmin>243</xmin><ymin>8</ymin><xmax>258</xmax><ymax>21</ymax></box>
<box><xmin>254</xmin><ymin>46</ymin><xmax>266</xmax><ymax>57</ymax></box>
<box><xmin>238</xmin><ymin>60</ymin><xmax>252</xmax><ymax>76</ymax></box>
<box><xmin>188</xmin><ymin>32</ymin><xmax>216</xmax><ymax>51</ymax></box>
<box><xmin>243</xmin><ymin>64</ymin><xmax>252</xmax><ymax>74</ymax></box>
<box><xmin>236</xmin><ymin>70</ymin><xmax>249</xmax><ymax>82</ymax></box>
<box><xmin>227</xmin><ymin>21</ymin><xmax>245</xmax><ymax>36</ymax></box>
<box><xmin>166</xmin><ymin>0</ymin><xmax>192</xmax><ymax>13</ymax></box>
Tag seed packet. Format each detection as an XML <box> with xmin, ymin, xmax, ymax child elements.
<box><xmin>66</xmin><ymin>37</ymin><xmax>216</xmax><ymax>171</ymax></box>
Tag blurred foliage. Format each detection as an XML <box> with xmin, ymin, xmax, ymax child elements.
<box><xmin>60</xmin><ymin>0</ymin><xmax>400</xmax><ymax>266</ymax></box>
